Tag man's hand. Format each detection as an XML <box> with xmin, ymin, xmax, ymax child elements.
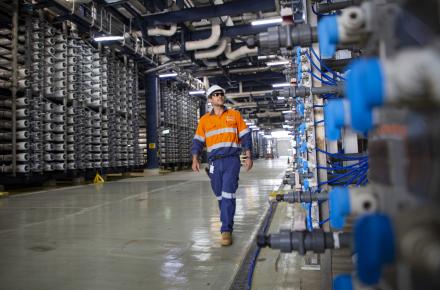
<box><xmin>243</xmin><ymin>150</ymin><xmax>253</xmax><ymax>171</ymax></box>
<box><xmin>244</xmin><ymin>158</ymin><xmax>253</xmax><ymax>171</ymax></box>
<box><xmin>192</xmin><ymin>156</ymin><xmax>201</xmax><ymax>172</ymax></box>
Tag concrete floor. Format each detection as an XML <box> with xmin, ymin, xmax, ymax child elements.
<box><xmin>0</xmin><ymin>158</ymin><xmax>287</xmax><ymax>290</ymax></box>
<box><xmin>252</xmin><ymin>202</ymin><xmax>322</xmax><ymax>290</ymax></box>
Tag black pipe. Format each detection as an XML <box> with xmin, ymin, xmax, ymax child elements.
<box><xmin>257</xmin><ymin>229</ymin><xmax>352</xmax><ymax>255</ymax></box>
<box><xmin>142</xmin><ymin>0</ymin><xmax>276</xmax><ymax>25</ymax></box>
<box><xmin>316</xmin><ymin>0</ymin><xmax>355</xmax><ymax>13</ymax></box>
<box><xmin>276</xmin><ymin>191</ymin><xmax>328</xmax><ymax>203</ymax></box>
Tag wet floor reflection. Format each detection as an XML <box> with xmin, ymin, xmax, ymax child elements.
<box><xmin>0</xmin><ymin>159</ymin><xmax>288</xmax><ymax>290</ymax></box>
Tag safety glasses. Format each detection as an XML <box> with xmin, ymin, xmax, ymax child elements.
<box><xmin>212</xmin><ymin>92</ymin><xmax>225</xmax><ymax>97</ymax></box>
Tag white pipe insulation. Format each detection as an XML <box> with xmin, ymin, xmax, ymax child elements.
<box><xmin>147</xmin><ymin>24</ymin><xmax>221</xmax><ymax>55</ymax></box>
<box><xmin>202</xmin><ymin>44</ymin><xmax>259</xmax><ymax>66</ymax></box>
<box><xmin>194</xmin><ymin>38</ymin><xmax>228</xmax><ymax>59</ymax></box>
<box><xmin>147</xmin><ymin>25</ymin><xmax>177</xmax><ymax>37</ymax></box>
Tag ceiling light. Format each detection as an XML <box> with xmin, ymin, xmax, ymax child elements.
<box><xmin>272</xmin><ymin>82</ymin><xmax>291</xmax><ymax>88</ymax></box>
<box><xmin>252</xmin><ymin>18</ymin><xmax>282</xmax><ymax>26</ymax></box>
<box><xmin>189</xmin><ymin>90</ymin><xmax>205</xmax><ymax>95</ymax></box>
<box><xmin>159</xmin><ymin>72</ymin><xmax>178</xmax><ymax>78</ymax></box>
<box><xmin>271</xmin><ymin>130</ymin><xmax>290</xmax><ymax>138</ymax></box>
<box><xmin>93</xmin><ymin>35</ymin><xmax>124</xmax><ymax>42</ymax></box>
<box><xmin>266</xmin><ymin>60</ymin><xmax>290</xmax><ymax>66</ymax></box>
<box><xmin>258</xmin><ymin>55</ymin><xmax>277</xmax><ymax>60</ymax></box>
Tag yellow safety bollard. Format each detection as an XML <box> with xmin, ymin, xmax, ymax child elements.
<box><xmin>93</xmin><ymin>172</ymin><xmax>105</xmax><ymax>184</ymax></box>
<box><xmin>0</xmin><ymin>192</ymin><xmax>9</xmax><ymax>198</ymax></box>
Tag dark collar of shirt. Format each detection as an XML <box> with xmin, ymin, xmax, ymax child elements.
<box><xmin>210</xmin><ymin>106</ymin><xmax>228</xmax><ymax>115</ymax></box>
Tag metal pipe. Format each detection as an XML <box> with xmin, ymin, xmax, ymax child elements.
<box><xmin>194</xmin><ymin>38</ymin><xmax>228</xmax><ymax>59</ymax></box>
<box><xmin>316</xmin><ymin>0</ymin><xmax>355</xmax><ymax>13</ymax></box>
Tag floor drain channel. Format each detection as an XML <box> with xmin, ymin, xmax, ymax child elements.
<box><xmin>229</xmin><ymin>201</ymin><xmax>278</xmax><ymax>290</ymax></box>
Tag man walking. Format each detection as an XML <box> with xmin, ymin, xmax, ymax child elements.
<box><xmin>191</xmin><ymin>85</ymin><xmax>253</xmax><ymax>246</ymax></box>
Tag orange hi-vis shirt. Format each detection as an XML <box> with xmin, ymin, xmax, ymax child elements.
<box><xmin>191</xmin><ymin>108</ymin><xmax>252</xmax><ymax>159</ymax></box>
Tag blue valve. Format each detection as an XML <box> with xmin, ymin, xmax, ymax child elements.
<box><xmin>299</xmin><ymin>142</ymin><xmax>307</xmax><ymax>153</ymax></box>
<box><xmin>346</xmin><ymin>58</ymin><xmax>384</xmax><ymax>133</ymax></box>
<box><xmin>355</xmin><ymin>214</ymin><xmax>395</xmax><ymax>285</ymax></box>
<box><xmin>324</xmin><ymin>99</ymin><xmax>348</xmax><ymax>141</ymax></box>
<box><xmin>333</xmin><ymin>275</ymin><xmax>353</xmax><ymax>290</ymax></box>
<box><xmin>302</xmin><ymin>160</ymin><xmax>308</xmax><ymax>173</ymax></box>
<box><xmin>296</xmin><ymin>47</ymin><xmax>302</xmax><ymax>84</ymax></box>
<box><xmin>318</xmin><ymin>15</ymin><xmax>339</xmax><ymax>59</ymax></box>
<box><xmin>298</xmin><ymin>123</ymin><xmax>306</xmax><ymax>135</ymax></box>
<box><xmin>303</xmin><ymin>178</ymin><xmax>310</xmax><ymax>190</ymax></box>
<box><xmin>329</xmin><ymin>187</ymin><xmax>351</xmax><ymax>230</ymax></box>
<box><xmin>296</xmin><ymin>102</ymin><xmax>305</xmax><ymax>117</ymax></box>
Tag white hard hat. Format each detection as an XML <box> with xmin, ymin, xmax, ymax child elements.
<box><xmin>206</xmin><ymin>85</ymin><xmax>225</xmax><ymax>98</ymax></box>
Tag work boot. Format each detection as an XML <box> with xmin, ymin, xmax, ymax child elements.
<box><xmin>221</xmin><ymin>232</ymin><xmax>233</xmax><ymax>246</ymax></box>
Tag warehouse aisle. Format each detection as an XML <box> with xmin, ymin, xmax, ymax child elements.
<box><xmin>0</xmin><ymin>158</ymin><xmax>287</xmax><ymax>290</ymax></box>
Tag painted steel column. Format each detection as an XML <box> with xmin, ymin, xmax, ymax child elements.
<box><xmin>11</xmin><ymin>0</ymin><xmax>18</xmax><ymax>176</ymax></box>
<box><xmin>146</xmin><ymin>73</ymin><xmax>159</xmax><ymax>169</ymax></box>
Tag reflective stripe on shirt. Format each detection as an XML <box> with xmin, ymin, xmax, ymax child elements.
<box><xmin>205</xmin><ymin>127</ymin><xmax>237</xmax><ymax>138</ymax></box>
<box><xmin>207</xmin><ymin>142</ymin><xmax>241</xmax><ymax>152</ymax></box>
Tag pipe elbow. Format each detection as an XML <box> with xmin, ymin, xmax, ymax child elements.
<box><xmin>194</xmin><ymin>38</ymin><xmax>228</xmax><ymax>59</ymax></box>
<box><xmin>147</xmin><ymin>25</ymin><xmax>177</xmax><ymax>37</ymax></box>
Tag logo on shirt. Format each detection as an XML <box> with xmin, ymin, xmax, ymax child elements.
<box><xmin>226</xmin><ymin>116</ymin><xmax>235</xmax><ymax>122</ymax></box>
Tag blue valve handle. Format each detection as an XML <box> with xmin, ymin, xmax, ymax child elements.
<box><xmin>318</xmin><ymin>16</ymin><xmax>339</xmax><ymax>58</ymax></box>
<box><xmin>334</xmin><ymin>275</ymin><xmax>354</xmax><ymax>290</ymax></box>
<box><xmin>324</xmin><ymin>99</ymin><xmax>346</xmax><ymax>141</ymax></box>
<box><xmin>329</xmin><ymin>187</ymin><xmax>351</xmax><ymax>230</ymax></box>
<box><xmin>355</xmin><ymin>214</ymin><xmax>395</xmax><ymax>285</ymax></box>
<box><xmin>346</xmin><ymin>58</ymin><xmax>384</xmax><ymax>133</ymax></box>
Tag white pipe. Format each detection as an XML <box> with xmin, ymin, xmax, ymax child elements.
<box><xmin>53</xmin><ymin>163</ymin><xmax>65</xmax><ymax>170</ymax></box>
<box><xmin>147</xmin><ymin>24</ymin><xmax>221</xmax><ymax>55</ymax></box>
<box><xmin>256</xmin><ymin>112</ymin><xmax>283</xmax><ymax>118</ymax></box>
<box><xmin>147</xmin><ymin>25</ymin><xmax>177</xmax><ymax>37</ymax></box>
<box><xmin>17</xmin><ymin>153</ymin><xmax>29</xmax><ymax>162</ymax></box>
<box><xmin>228</xmin><ymin>90</ymin><xmax>272</xmax><ymax>98</ymax></box>
<box><xmin>201</xmin><ymin>45</ymin><xmax>259</xmax><ymax>66</ymax></box>
<box><xmin>16</xmin><ymin>131</ymin><xmax>28</xmax><ymax>139</ymax></box>
<box><xmin>194</xmin><ymin>38</ymin><xmax>228</xmax><ymax>59</ymax></box>
<box><xmin>221</xmin><ymin>44</ymin><xmax>258</xmax><ymax>65</ymax></box>
<box><xmin>17</xmin><ymin>164</ymin><xmax>29</xmax><ymax>173</ymax></box>
<box><xmin>17</xmin><ymin>142</ymin><xmax>28</xmax><ymax>151</ymax></box>
<box><xmin>44</xmin><ymin>163</ymin><xmax>54</xmax><ymax>171</ymax></box>
<box><xmin>185</xmin><ymin>24</ymin><xmax>221</xmax><ymax>51</ymax></box>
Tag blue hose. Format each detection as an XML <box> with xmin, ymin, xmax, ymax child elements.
<box><xmin>304</xmin><ymin>52</ymin><xmax>338</xmax><ymax>84</ymax></box>
<box><xmin>310</xmin><ymin>47</ymin><xmax>346</xmax><ymax>81</ymax></box>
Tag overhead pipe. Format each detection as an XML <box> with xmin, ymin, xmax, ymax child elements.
<box><xmin>202</xmin><ymin>44</ymin><xmax>259</xmax><ymax>66</ymax></box>
<box><xmin>190</xmin><ymin>23</ymin><xmax>276</xmax><ymax>41</ymax></box>
<box><xmin>147</xmin><ymin>24</ymin><xmax>178</xmax><ymax>37</ymax></box>
<box><xmin>147</xmin><ymin>23</ymin><xmax>221</xmax><ymax>55</ymax></box>
<box><xmin>194</xmin><ymin>38</ymin><xmax>228</xmax><ymax>59</ymax></box>
<box><xmin>227</xmin><ymin>90</ymin><xmax>273</xmax><ymax>99</ymax></box>
<box><xmin>144</xmin><ymin>59</ymin><xmax>192</xmax><ymax>73</ymax></box>
<box><xmin>195</xmin><ymin>66</ymin><xmax>271</xmax><ymax>77</ymax></box>
<box><xmin>222</xmin><ymin>44</ymin><xmax>258</xmax><ymax>64</ymax></box>
<box><xmin>142</xmin><ymin>0</ymin><xmax>276</xmax><ymax>25</ymax></box>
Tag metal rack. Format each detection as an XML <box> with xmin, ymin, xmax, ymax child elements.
<box><xmin>159</xmin><ymin>82</ymin><xmax>199</xmax><ymax>168</ymax></box>
<box><xmin>0</xmin><ymin>16</ymin><xmax>144</xmax><ymax>182</ymax></box>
